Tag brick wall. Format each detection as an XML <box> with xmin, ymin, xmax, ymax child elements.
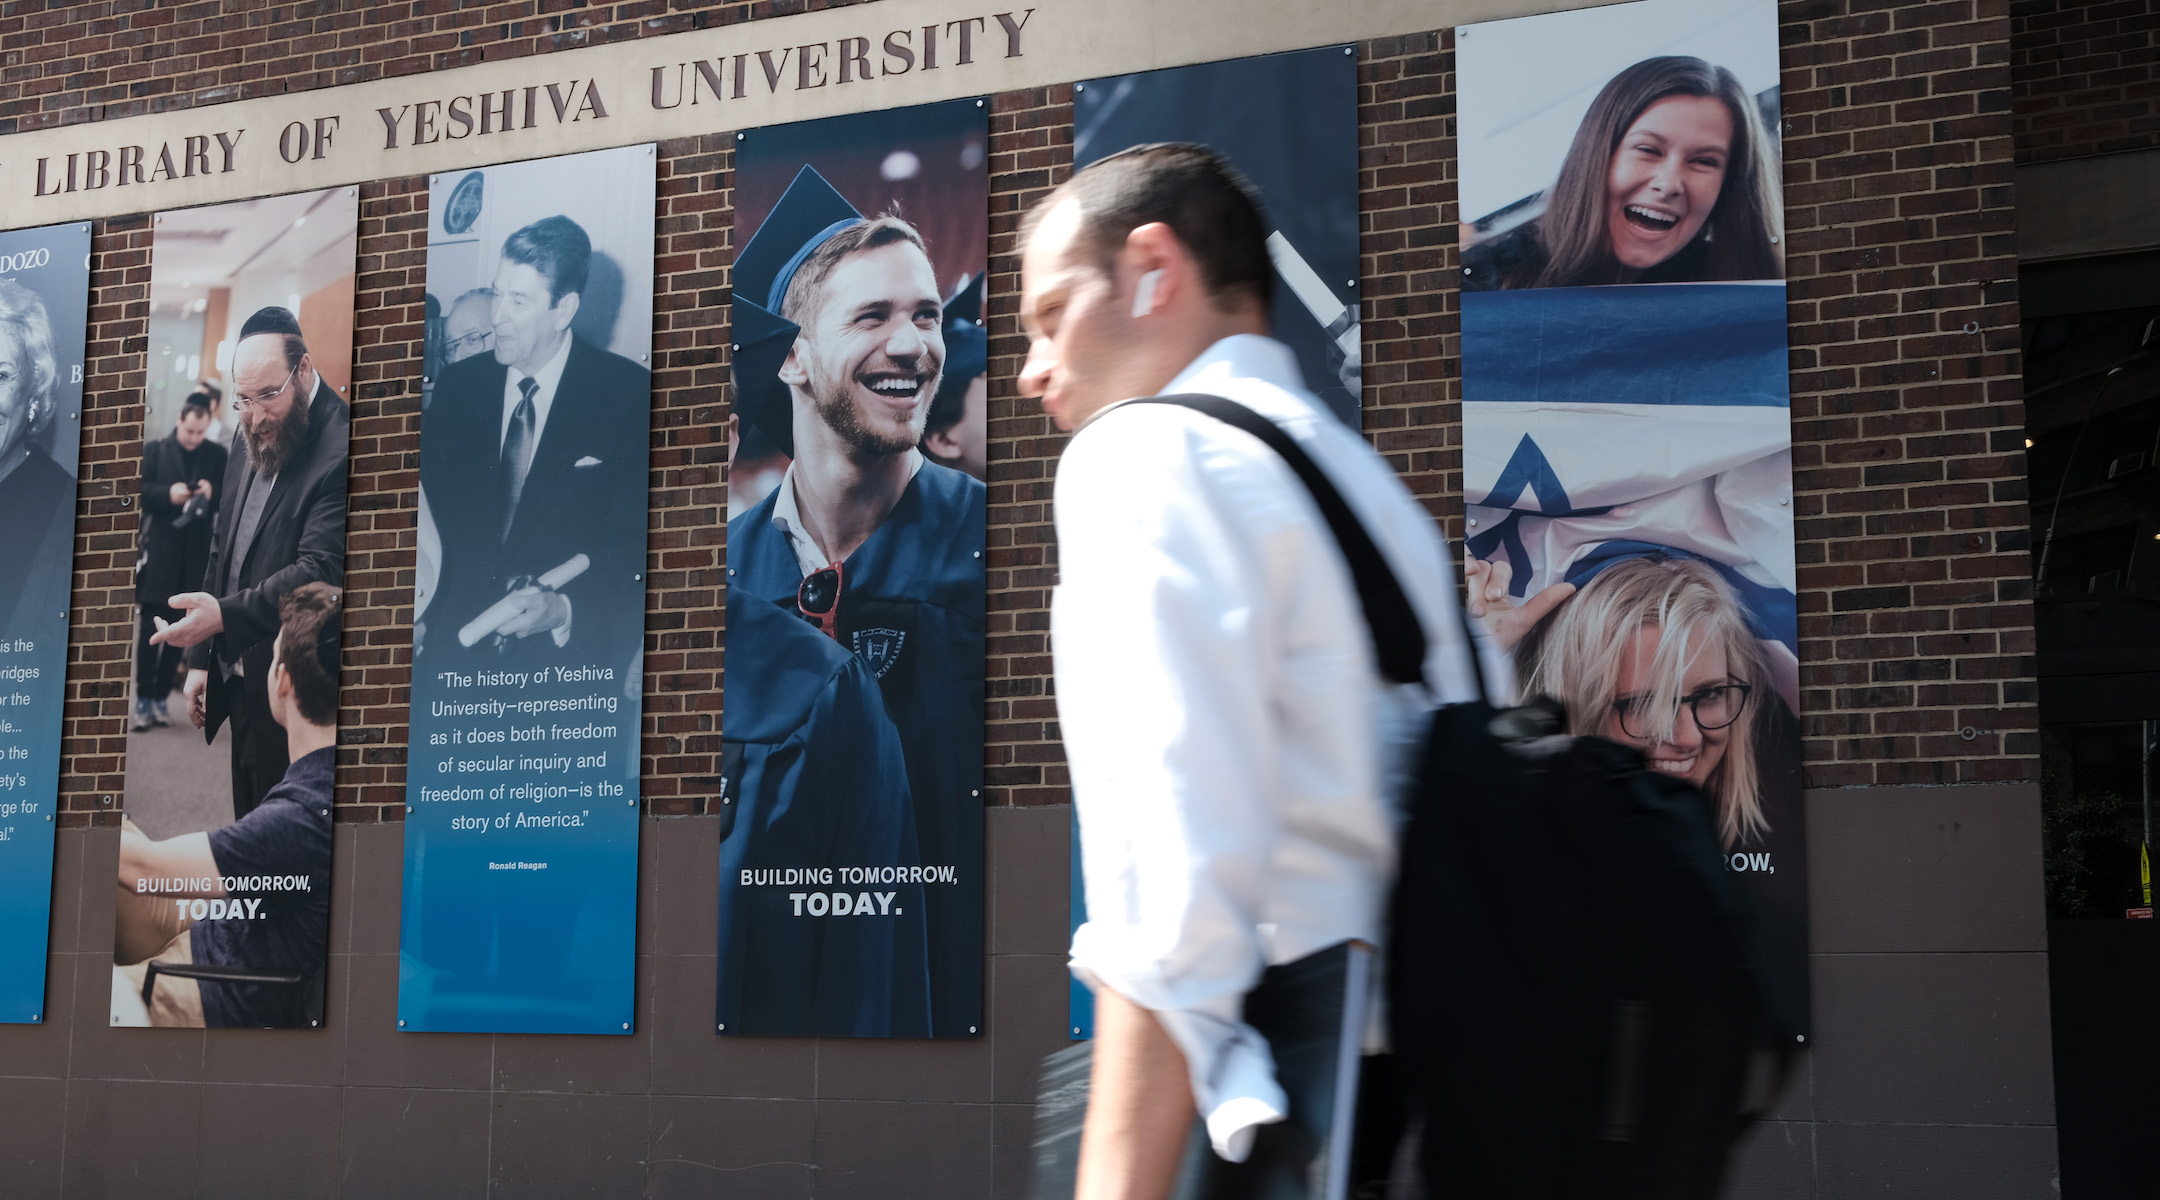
<box><xmin>1780</xmin><ymin>0</ymin><xmax>2037</xmax><ymax>786</ymax></box>
<box><xmin>34</xmin><ymin>0</ymin><xmax>2040</xmax><ymax>831</ymax></box>
<box><xmin>2010</xmin><ymin>0</ymin><xmax>2160</xmax><ymax>164</ymax></box>
<box><xmin>0</xmin><ymin>0</ymin><xmax>878</xmax><ymax>135</ymax></box>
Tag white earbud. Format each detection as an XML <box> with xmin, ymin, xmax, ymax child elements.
<box><xmin>1131</xmin><ymin>269</ymin><xmax>1164</xmax><ymax>319</ymax></box>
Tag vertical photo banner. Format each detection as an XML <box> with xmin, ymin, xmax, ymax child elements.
<box><xmin>0</xmin><ymin>221</ymin><xmax>90</xmax><ymax>1024</ymax></box>
<box><xmin>400</xmin><ymin>145</ymin><xmax>656</xmax><ymax>1035</ymax></box>
<box><xmin>722</xmin><ymin>100</ymin><xmax>988</xmax><ymax>1038</ymax></box>
<box><xmin>114</xmin><ymin>187</ymin><xmax>358</xmax><ymax>1029</ymax></box>
<box><xmin>1075</xmin><ymin>46</ymin><xmax>1363</xmax><ymax>427</ymax></box>
<box><xmin>1456</xmin><ymin>0</ymin><xmax>1810</xmax><ymax>1034</ymax></box>
<box><xmin>1066</xmin><ymin>47</ymin><xmax>1362</xmax><ymax>1037</ymax></box>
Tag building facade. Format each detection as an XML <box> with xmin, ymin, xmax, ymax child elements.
<box><xmin>0</xmin><ymin>0</ymin><xmax>2150</xmax><ymax>1191</ymax></box>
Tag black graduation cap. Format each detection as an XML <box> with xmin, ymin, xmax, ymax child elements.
<box><xmin>942</xmin><ymin>272</ymin><xmax>986</xmax><ymax>382</ymax></box>
<box><xmin>926</xmin><ymin>273</ymin><xmax>986</xmax><ymax>435</ymax></box>
<box><xmin>732</xmin><ymin>165</ymin><xmax>867</xmax><ymax>457</ymax></box>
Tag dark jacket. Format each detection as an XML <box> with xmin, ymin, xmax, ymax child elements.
<box><xmin>727</xmin><ymin>461</ymin><xmax>986</xmax><ymax>1036</ymax></box>
<box><xmin>417</xmin><ymin>336</ymin><xmax>651</xmax><ymax>673</ymax></box>
<box><xmin>137</xmin><ymin>430</ymin><xmax>228</xmax><ymax>604</ymax></box>
<box><xmin>185</xmin><ymin>377</ymin><xmax>350</xmax><ymax>741</ymax></box>
<box><xmin>718</xmin><ymin>591</ymin><xmax>930</xmax><ymax>1037</ymax></box>
<box><xmin>0</xmin><ymin>448</ymin><xmax>77</xmax><ymax>633</ymax></box>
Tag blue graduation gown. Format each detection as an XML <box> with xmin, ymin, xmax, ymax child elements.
<box><xmin>726</xmin><ymin>461</ymin><xmax>987</xmax><ymax>1036</ymax></box>
<box><xmin>718</xmin><ymin>593</ymin><xmax>931</xmax><ymax>1036</ymax></box>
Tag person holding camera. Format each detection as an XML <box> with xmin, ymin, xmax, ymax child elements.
<box><xmin>134</xmin><ymin>387</ymin><xmax>225</xmax><ymax>731</ymax></box>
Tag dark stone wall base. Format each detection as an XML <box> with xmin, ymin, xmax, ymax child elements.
<box><xmin>0</xmin><ymin>786</ymin><xmax>2057</xmax><ymax>1196</ymax></box>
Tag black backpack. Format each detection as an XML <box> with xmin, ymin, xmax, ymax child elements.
<box><xmin>1130</xmin><ymin>395</ymin><xmax>1780</xmax><ymax>1200</ymax></box>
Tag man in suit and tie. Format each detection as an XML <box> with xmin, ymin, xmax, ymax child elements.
<box><xmin>418</xmin><ymin>215</ymin><xmax>649</xmax><ymax>673</ymax></box>
<box><xmin>152</xmin><ymin>307</ymin><xmax>350</xmax><ymax>820</ymax></box>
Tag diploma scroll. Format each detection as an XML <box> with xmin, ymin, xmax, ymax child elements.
<box><xmin>457</xmin><ymin>553</ymin><xmax>590</xmax><ymax>647</ymax></box>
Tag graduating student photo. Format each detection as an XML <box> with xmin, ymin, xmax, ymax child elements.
<box><xmin>722</xmin><ymin>101</ymin><xmax>988</xmax><ymax>1038</ymax></box>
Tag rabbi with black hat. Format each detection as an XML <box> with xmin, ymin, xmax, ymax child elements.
<box><xmin>417</xmin><ymin>214</ymin><xmax>650</xmax><ymax>674</ymax></box>
<box><xmin>725</xmin><ymin>166</ymin><xmax>987</xmax><ymax>1038</ymax></box>
<box><xmin>153</xmin><ymin>305</ymin><xmax>350</xmax><ymax>821</ymax></box>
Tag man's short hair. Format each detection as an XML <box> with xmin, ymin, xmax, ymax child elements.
<box><xmin>501</xmin><ymin>215</ymin><xmax>592</xmax><ymax>306</ymax></box>
<box><xmin>180</xmin><ymin>392</ymin><xmax>216</xmax><ymax>419</ymax></box>
<box><xmin>778</xmin><ymin>216</ymin><xmax>929</xmax><ymax>328</ymax></box>
<box><xmin>236</xmin><ymin>306</ymin><xmax>309</xmax><ymax>373</ymax></box>
<box><xmin>1028</xmin><ymin>143</ymin><xmax>1274</xmax><ymax>311</ymax></box>
<box><xmin>275</xmin><ymin>582</ymin><xmax>342</xmax><ymax>727</ymax></box>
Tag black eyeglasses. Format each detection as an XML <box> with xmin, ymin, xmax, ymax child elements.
<box><xmin>797</xmin><ymin>561</ymin><xmax>844</xmax><ymax>641</ymax></box>
<box><xmin>234</xmin><ymin>363</ymin><xmax>298</xmax><ymax>411</ymax></box>
<box><xmin>1611</xmin><ymin>682</ymin><xmax>1752</xmax><ymax>741</ymax></box>
<box><xmin>446</xmin><ymin>329</ymin><xmax>494</xmax><ymax>356</ymax></box>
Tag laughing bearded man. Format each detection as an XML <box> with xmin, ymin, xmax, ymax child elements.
<box><xmin>725</xmin><ymin>166</ymin><xmax>986</xmax><ymax>1038</ymax></box>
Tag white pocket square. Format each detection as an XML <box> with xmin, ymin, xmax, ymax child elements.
<box><xmin>573</xmin><ymin>456</ymin><xmax>602</xmax><ymax>467</ymax></box>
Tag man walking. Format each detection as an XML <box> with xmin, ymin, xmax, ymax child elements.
<box><xmin>1017</xmin><ymin>144</ymin><xmax>1490</xmax><ymax>1194</ymax></box>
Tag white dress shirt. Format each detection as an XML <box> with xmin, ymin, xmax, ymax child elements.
<box><xmin>499</xmin><ymin>331</ymin><xmax>574</xmax><ymax>451</ymax></box>
<box><xmin>1055</xmin><ymin>334</ymin><xmax>1503</xmax><ymax>1161</ymax></box>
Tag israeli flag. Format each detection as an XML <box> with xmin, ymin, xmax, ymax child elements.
<box><xmin>1462</xmin><ymin>283</ymin><xmax>1797</xmax><ymax>653</ymax></box>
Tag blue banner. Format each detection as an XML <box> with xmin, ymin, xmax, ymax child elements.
<box><xmin>399</xmin><ymin>146</ymin><xmax>655</xmax><ymax>1034</ymax></box>
<box><xmin>0</xmin><ymin>221</ymin><xmax>89</xmax><ymax>1025</ymax></box>
<box><xmin>722</xmin><ymin>100</ymin><xmax>988</xmax><ymax>1038</ymax></box>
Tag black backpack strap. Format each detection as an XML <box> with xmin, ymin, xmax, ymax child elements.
<box><xmin>1121</xmin><ymin>394</ymin><xmax>1478</xmax><ymax>693</ymax></box>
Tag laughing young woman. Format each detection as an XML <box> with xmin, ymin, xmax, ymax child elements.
<box><xmin>1463</xmin><ymin>55</ymin><xmax>1784</xmax><ymax>291</ymax></box>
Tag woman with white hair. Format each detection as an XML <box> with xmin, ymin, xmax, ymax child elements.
<box><xmin>0</xmin><ymin>278</ymin><xmax>77</xmax><ymax>633</ymax></box>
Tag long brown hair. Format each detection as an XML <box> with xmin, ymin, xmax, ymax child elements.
<box><xmin>1534</xmin><ymin>56</ymin><xmax>1783</xmax><ymax>289</ymax></box>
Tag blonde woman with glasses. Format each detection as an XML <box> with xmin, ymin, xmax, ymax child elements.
<box><xmin>1506</xmin><ymin>553</ymin><xmax>1776</xmax><ymax>848</ymax></box>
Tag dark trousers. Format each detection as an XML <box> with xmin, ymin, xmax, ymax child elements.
<box><xmin>135</xmin><ymin>604</ymin><xmax>181</xmax><ymax>699</ymax></box>
<box><xmin>225</xmin><ymin>669</ymin><xmax>289</xmax><ymax>820</ymax></box>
